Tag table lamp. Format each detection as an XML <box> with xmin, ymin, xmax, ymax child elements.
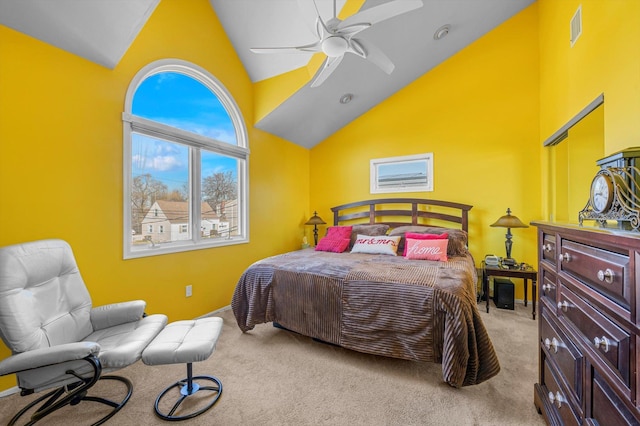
<box><xmin>305</xmin><ymin>211</ymin><xmax>326</xmax><ymax>246</ymax></box>
<box><xmin>490</xmin><ymin>208</ymin><xmax>528</xmax><ymax>266</ymax></box>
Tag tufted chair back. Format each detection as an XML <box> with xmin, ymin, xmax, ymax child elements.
<box><xmin>0</xmin><ymin>239</ymin><xmax>94</xmax><ymax>354</ymax></box>
<box><xmin>0</xmin><ymin>239</ymin><xmax>168</xmax><ymax>425</ymax></box>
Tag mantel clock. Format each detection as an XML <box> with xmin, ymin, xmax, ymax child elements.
<box><xmin>579</xmin><ymin>147</ymin><xmax>640</xmax><ymax>230</ymax></box>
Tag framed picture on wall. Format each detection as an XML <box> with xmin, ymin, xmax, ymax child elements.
<box><xmin>370</xmin><ymin>153</ymin><xmax>433</xmax><ymax>194</ymax></box>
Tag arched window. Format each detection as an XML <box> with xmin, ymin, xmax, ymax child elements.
<box><xmin>123</xmin><ymin>60</ymin><xmax>248</xmax><ymax>258</ymax></box>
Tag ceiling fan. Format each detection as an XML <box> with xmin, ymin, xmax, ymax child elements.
<box><xmin>250</xmin><ymin>0</ymin><xmax>424</xmax><ymax>88</ymax></box>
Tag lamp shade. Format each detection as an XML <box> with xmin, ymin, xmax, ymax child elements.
<box><xmin>305</xmin><ymin>211</ymin><xmax>326</xmax><ymax>246</ymax></box>
<box><xmin>490</xmin><ymin>208</ymin><xmax>528</xmax><ymax>229</ymax></box>
<box><xmin>305</xmin><ymin>212</ymin><xmax>326</xmax><ymax>225</ymax></box>
<box><xmin>490</xmin><ymin>208</ymin><xmax>527</xmax><ymax>263</ymax></box>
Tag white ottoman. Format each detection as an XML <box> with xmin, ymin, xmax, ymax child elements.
<box><xmin>142</xmin><ymin>317</ymin><xmax>223</xmax><ymax>421</ymax></box>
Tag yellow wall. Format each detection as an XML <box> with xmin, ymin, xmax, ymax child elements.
<box><xmin>539</xmin><ymin>0</ymin><xmax>640</xmax><ymax>217</ymax></box>
<box><xmin>310</xmin><ymin>4</ymin><xmax>541</xmax><ymax>271</ymax></box>
<box><xmin>0</xmin><ymin>0</ymin><xmax>309</xmax><ymax>390</ymax></box>
<box><xmin>2</xmin><ymin>0</ymin><xmax>639</xmax><ymax>393</ymax></box>
<box><xmin>548</xmin><ymin>105</ymin><xmax>604</xmax><ymax>223</ymax></box>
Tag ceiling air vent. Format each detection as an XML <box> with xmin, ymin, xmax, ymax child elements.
<box><xmin>570</xmin><ymin>5</ymin><xmax>582</xmax><ymax>47</ymax></box>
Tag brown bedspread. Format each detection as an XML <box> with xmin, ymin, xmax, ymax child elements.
<box><xmin>231</xmin><ymin>249</ymin><xmax>500</xmax><ymax>387</ymax></box>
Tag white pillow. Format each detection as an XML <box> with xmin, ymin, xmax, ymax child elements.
<box><xmin>350</xmin><ymin>234</ymin><xmax>401</xmax><ymax>256</ymax></box>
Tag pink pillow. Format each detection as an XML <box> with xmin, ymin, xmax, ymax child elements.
<box><xmin>403</xmin><ymin>232</ymin><xmax>448</xmax><ymax>256</ymax></box>
<box><xmin>405</xmin><ymin>238</ymin><xmax>448</xmax><ymax>261</ymax></box>
<box><xmin>326</xmin><ymin>226</ymin><xmax>353</xmax><ymax>239</ymax></box>
<box><xmin>315</xmin><ymin>237</ymin><xmax>350</xmax><ymax>253</ymax></box>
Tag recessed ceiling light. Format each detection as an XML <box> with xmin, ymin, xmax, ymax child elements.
<box><xmin>434</xmin><ymin>24</ymin><xmax>451</xmax><ymax>40</ymax></box>
<box><xmin>340</xmin><ymin>93</ymin><xmax>353</xmax><ymax>104</ymax></box>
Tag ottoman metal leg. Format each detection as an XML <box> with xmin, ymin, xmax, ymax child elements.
<box><xmin>142</xmin><ymin>318</ymin><xmax>224</xmax><ymax>421</ymax></box>
<box><xmin>153</xmin><ymin>362</ymin><xmax>222</xmax><ymax>421</ymax></box>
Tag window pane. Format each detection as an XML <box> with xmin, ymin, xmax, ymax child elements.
<box><xmin>131</xmin><ymin>133</ymin><xmax>190</xmax><ymax>250</ymax></box>
<box><xmin>201</xmin><ymin>150</ymin><xmax>240</xmax><ymax>240</ymax></box>
<box><xmin>132</xmin><ymin>72</ymin><xmax>237</xmax><ymax>145</ymax></box>
<box><xmin>124</xmin><ymin>61</ymin><xmax>248</xmax><ymax>259</ymax></box>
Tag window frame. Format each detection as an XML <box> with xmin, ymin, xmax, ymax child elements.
<box><xmin>122</xmin><ymin>59</ymin><xmax>249</xmax><ymax>259</ymax></box>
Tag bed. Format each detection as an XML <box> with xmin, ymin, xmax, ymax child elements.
<box><xmin>231</xmin><ymin>198</ymin><xmax>500</xmax><ymax>387</ymax></box>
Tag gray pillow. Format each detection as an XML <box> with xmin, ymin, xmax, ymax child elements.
<box><xmin>389</xmin><ymin>225</ymin><xmax>468</xmax><ymax>257</ymax></box>
<box><xmin>349</xmin><ymin>224</ymin><xmax>390</xmax><ymax>249</ymax></box>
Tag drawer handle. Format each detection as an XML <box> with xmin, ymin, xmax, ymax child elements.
<box><xmin>593</xmin><ymin>336</ymin><xmax>611</xmax><ymax>353</ymax></box>
<box><xmin>557</xmin><ymin>300</ymin><xmax>569</xmax><ymax>312</ymax></box>
<box><xmin>544</xmin><ymin>337</ymin><xmax>560</xmax><ymax>353</ymax></box>
<box><xmin>558</xmin><ymin>253</ymin><xmax>571</xmax><ymax>263</ymax></box>
<box><xmin>543</xmin><ymin>283</ymin><xmax>553</xmax><ymax>292</ymax></box>
<box><xmin>548</xmin><ymin>391</ymin><xmax>565</xmax><ymax>408</ymax></box>
<box><xmin>597</xmin><ymin>268</ymin><xmax>614</xmax><ymax>284</ymax></box>
<box><xmin>543</xmin><ymin>243</ymin><xmax>553</xmax><ymax>252</ymax></box>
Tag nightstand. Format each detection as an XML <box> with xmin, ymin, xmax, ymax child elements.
<box><xmin>482</xmin><ymin>260</ymin><xmax>537</xmax><ymax>319</ymax></box>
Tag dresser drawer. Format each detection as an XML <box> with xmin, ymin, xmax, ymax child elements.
<box><xmin>540</xmin><ymin>265</ymin><xmax>557</xmax><ymax>307</ymax></box>
<box><xmin>542</xmin><ymin>359</ymin><xmax>581</xmax><ymax>426</ymax></box>
<box><xmin>542</xmin><ymin>232</ymin><xmax>557</xmax><ymax>266</ymax></box>
<box><xmin>558</xmin><ymin>239</ymin><xmax>630</xmax><ymax>310</ymax></box>
<box><xmin>558</xmin><ymin>285</ymin><xmax>631</xmax><ymax>388</ymax></box>
<box><xmin>541</xmin><ymin>308</ymin><xmax>583</xmax><ymax>403</ymax></box>
<box><xmin>533</xmin><ymin>222</ymin><xmax>640</xmax><ymax>425</ymax></box>
<box><xmin>590</xmin><ymin>369</ymin><xmax>640</xmax><ymax>425</ymax></box>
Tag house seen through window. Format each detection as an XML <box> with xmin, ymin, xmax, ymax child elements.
<box><xmin>123</xmin><ymin>60</ymin><xmax>248</xmax><ymax>258</ymax></box>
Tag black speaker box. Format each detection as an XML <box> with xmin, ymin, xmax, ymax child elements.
<box><xmin>494</xmin><ymin>278</ymin><xmax>515</xmax><ymax>310</ymax></box>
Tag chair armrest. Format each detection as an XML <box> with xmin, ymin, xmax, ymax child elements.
<box><xmin>90</xmin><ymin>300</ymin><xmax>147</xmax><ymax>330</ymax></box>
<box><xmin>0</xmin><ymin>342</ymin><xmax>100</xmax><ymax>376</ymax></box>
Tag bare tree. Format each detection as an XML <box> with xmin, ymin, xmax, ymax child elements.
<box><xmin>131</xmin><ymin>174</ymin><xmax>168</xmax><ymax>233</ymax></box>
<box><xmin>165</xmin><ymin>189</ymin><xmax>186</xmax><ymax>202</ymax></box>
<box><xmin>202</xmin><ymin>171</ymin><xmax>237</xmax><ymax>208</ymax></box>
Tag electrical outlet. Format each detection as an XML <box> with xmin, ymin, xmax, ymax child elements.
<box><xmin>185</xmin><ymin>285</ymin><xmax>192</xmax><ymax>297</ymax></box>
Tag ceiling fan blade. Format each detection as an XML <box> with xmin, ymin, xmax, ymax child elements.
<box><xmin>250</xmin><ymin>41</ymin><xmax>322</xmax><ymax>54</ymax></box>
<box><xmin>310</xmin><ymin>55</ymin><xmax>344</xmax><ymax>88</ymax></box>
<box><xmin>337</xmin><ymin>0</ymin><xmax>423</xmax><ymax>30</ymax></box>
<box><xmin>336</xmin><ymin>22</ymin><xmax>371</xmax><ymax>37</ymax></box>
<box><xmin>351</xmin><ymin>38</ymin><xmax>395</xmax><ymax>74</ymax></box>
<box><xmin>296</xmin><ymin>0</ymin><xmax>323</xmax><ymax>36</ymax></box>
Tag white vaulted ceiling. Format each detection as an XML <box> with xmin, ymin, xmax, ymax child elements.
<box><xmin>0</xmin><ymin>0</ymin><xmax>535</xmax><ymax>148</ymax></box>
<box><xmin>0</xmin><ymin>0</ymin><xmax>160</xmax><ymax>69</ymax></box>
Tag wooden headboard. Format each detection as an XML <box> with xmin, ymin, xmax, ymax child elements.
<box><xmin>331</xmin><ymin>198</ymin><xmax>472</xmax><ymax>233</ymax></box>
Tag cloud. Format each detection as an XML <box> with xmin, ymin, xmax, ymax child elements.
<box><xmin>132</xmin><ymin>153</ymin><xmax>183</xmax><ymax>172</ymax></box>
<box><xmin>151</xmin><ymin>155</ymin><xmax>182</xmax><ymax>171</ymax></box>
<box><xmin>154</xmin><ymin>72</ymin><xmax>178</xmax><ymax>88</ymax></box>
<box><xmin>132</xmin><ymin>140</ymin><xmax>186</xmax><ymax>172</ymax></box>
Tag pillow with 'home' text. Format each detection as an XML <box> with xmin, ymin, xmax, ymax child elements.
<box><xmin>405</xmin><ymin>238</ymin><xmax>448</xmax><ymax>261</ymax></box>
<box><xmin>402</xmin><ymin>232</ymin><xmax>448</xmax><ymax>256</ymax></box>
<box><xmin>389</xmin><ymin>226</ymin><xmax>467</xmax><ymax>257</ymax></box>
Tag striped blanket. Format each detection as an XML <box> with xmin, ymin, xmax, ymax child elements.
<box><xmin>231</xmin><ymin>249</ymin><xmax>500</xmax><ymax>387</ymax></box>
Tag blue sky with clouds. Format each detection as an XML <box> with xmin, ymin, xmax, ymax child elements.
<box><xmin>131</xmin><ymin>72</ymin><xmax>237</xmax><ymax>191</ymax></box>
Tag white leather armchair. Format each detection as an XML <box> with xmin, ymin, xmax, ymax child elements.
<box><xmin>0</xmin><ymin>239</ymin><xmax>167</xmax><ymax>425</ymax></box>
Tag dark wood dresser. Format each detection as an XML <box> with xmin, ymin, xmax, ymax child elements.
<box><xmin>533</xmin><ymin>222</ymin><xmax>640</xmax><ymax>425</ymax></box>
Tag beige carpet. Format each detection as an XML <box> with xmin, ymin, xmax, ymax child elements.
<box><xmin>0</xmin><ymin>302</ymin><xmax>545</xmax><ymax>426</ymax></box>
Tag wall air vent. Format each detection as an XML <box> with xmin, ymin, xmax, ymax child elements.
<box><xmin>570</xmin><ymin>5</ymin><xmax>582</xmax><ymax>47</ymax></box>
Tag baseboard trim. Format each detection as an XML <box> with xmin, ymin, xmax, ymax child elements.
<box><xmin>198</xmin><ymin>305</ymin><xmax>231</xmax><ymax>318</ymax></box>
<box><xmin>0</xmin><ymin>386</ymin><xmax>19</xmax><ymax>398</ymax></box>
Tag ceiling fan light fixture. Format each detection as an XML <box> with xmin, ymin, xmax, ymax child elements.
<box><xmin>339</xmin><ymin>93</ymin><xmax>353</xmax><ymax>104</ymax></box>
<box><xmin>251</xmin><ymin>0</ymin><xmax>425</xmax><ymax>87</ymax></box>
<box><xmin>434</xmin><ymin>24</ymin><xmax>451</xmax><ymax>40</ymax></box>
<box><xmin>322</xmin><ymin>36</ymin><xmax>348</xmax><ymax>57</ymax></box>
